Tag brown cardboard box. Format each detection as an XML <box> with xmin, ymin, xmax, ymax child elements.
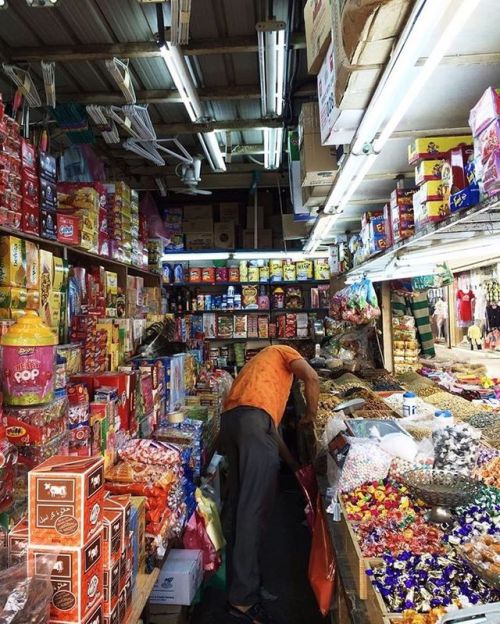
<box><xmin>302</xmin><ymin>185</ymin><xmax>329</xmax><ymax>209</ymax></box>
<box><xmin>282</xmin><ymin>214</ymin><xmax>312</xmax><ymax>240</ymax></box>
<box><xmin>333</xmin><ymin>0</ymin><xmax>412</xmax><ymax>109</ymax></box>
<box><xmin>300</xmin><ymin>133</ymin><xmax>338</xmax><ymax>187</ymax></box>
<box><xmin>243</xmin><ymin>229</ymin><xmax>273</xmax><ymax>249</ymax></box>
<box><xmin>214</xmin><ymin>222</ymin><xmax>235</xmax><ymax>249</ymax></box>
<box><xmin>28</xmin><ymin>455</ymin><xmax>104</xmax><ymax>548</ymax></box>
<box><xmin>182</xmin><ymin>218</ymin><xmax>213</xmax><ymax>233</ymax></box>
<box><xmin>245</xmin><ymin>205</ymin><xmax>265</xmax><ymax>229</ymax></box>
<box><xmin>183</xmin><ymin>205</ymin><xmax>213</xmax><ymax>220</ymax></box>
<box><xmin>218</xmin><ymin>202</ymin><xmax>240</xmax><ymax>222</ymax></box>
<box><xmin>298</xmin><ymin>102</ymin><xmax>322</xmax><ymax>146</ymax></box>
<box><xmin>304</xmin><ymin>0</ymin><xmax>333</xmax><ymax>74</ymax></box>
<box><xmin>185</xmin><ymin>232</ymin><xmax>214</xmax><ymax>250</ymax></box>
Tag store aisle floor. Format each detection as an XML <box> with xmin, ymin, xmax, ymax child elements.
<box><xmin>189</xmin><ymin>472</ymin><xmax>325</xmax><ymax>624</ymax></box>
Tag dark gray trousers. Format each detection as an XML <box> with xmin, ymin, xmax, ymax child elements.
<box><xmin>219</xmin><ymin>406</ymin><xmax>280</xmax><ymax>606</ymax></box>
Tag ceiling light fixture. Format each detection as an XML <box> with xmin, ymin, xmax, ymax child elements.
<box><xmin>170</xmin><ymin>0</ymin><xmax>191</xmax><ymax>46</ymax></box>
<box><xmin>162</xmin><ymin>252</ymin><xmax>231</xmax><ymax>262</ymax></box>
<box><xmin>305</xmin><ymin>0</ymin><xmax>480</xmax><ymax>250</ymax></box>
<box><xmin>256</xmin><ymin>20</ymin><xmax>286</xmax><ymax>170</ymax></box>
<box><xmin>0</xmin><ymin>0</ymin><xmax>8</xmax><ymax>9</ymax></box>
<box><xmin>156</xmin><ymin>4</ymin><xmax>226</xmax><ymax>173</ymax></box>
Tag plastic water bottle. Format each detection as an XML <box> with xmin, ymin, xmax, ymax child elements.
<box><xmin>403</xmin><ymin>391</ymin><xmax>417</xmax><ymax>418</ymax></box>
<box><xmin>434</xmin><ymin>410</ymin><xmax>454</xmax><ymax>428</ymax></box>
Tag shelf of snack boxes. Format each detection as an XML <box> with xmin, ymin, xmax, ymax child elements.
<box><xmin>0</xmin><ymin>224</ymin><xmax>162</xmax><ymax>283</ymax></box>
<box><xmin>176</xmin><ymin>307</ymin><xmax>330</xmax><ymax>315</ymax></box>
<box><xmin>347</xmin><ymin>192</ymin><xmax>500</xmax><ymax>281</ymax></box>
<box><xmin>311</xmin><ymin>368</ymin><xmax>500</xmax><ymax>624</ymax></box>
<box><xmin>164</xmin><ymin>279</ymin><xmax>331</xmax><ymax>287</ymax></box>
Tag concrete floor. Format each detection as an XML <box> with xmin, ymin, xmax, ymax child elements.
<box><xmin>434</xmin><ymin>343</ymin><xmax>500</xmax><ymax>377</ymax></box>
<box><xmin>190</xmin><ymin>472</ymin><xmax>325</xmax><ymax>624</ymax></box>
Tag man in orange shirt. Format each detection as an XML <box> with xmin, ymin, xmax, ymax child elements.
<box><xmin>220</xmin><ymin>345</ymin><xmax>319</xmax><ymax>624</ymax></box>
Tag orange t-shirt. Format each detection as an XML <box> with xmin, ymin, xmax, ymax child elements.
<box><xmin>223</xmin><ymin>345</ymin><xmax>303</xmax><ymax>426</ymax></box>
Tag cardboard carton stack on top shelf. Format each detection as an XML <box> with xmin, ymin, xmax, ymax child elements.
<box><xmin>0</xmin><ymin>101</ymin><xmax>22</xmax><ymax>231</ymax></box>
<box><xmin>298</xmin><ymin>103</ymin><xmax>338</xmax><ymax>190</ymax></box>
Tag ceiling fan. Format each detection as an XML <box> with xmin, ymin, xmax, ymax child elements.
<box><xmin>170</xmin><ymin>157</ymin><xmax>212</xmax><ymax>196</ymax></box>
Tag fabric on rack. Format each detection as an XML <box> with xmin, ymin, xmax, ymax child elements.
<box><xmin>391</xmin><ymin>292</ymin><xmax>436</xmax><ymax>357</ymax></box>
<box><xmin>486</xmin><ymin>304</ymin><xmax>500</xmax><ymax>330</ymax></box>
<box><xmin>456</xmin><ymin>289</ymin><xmax>475</xmax><ymax>323</ymax></box>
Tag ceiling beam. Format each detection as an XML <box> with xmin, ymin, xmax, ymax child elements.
<box><xmin>153</xmin><ymin>117</ymin><xmax>283</xmax><ymax>135</ymax></box>
<box><xmin>134</xmin><ymin>171</ymin><xmax>287</xmax><ymax>190</ymax></box>
<box><xmin>56</xmin><ymin>82</ymin><xmax>316</xmax><ymax>105</ymax></box>
<box><xmin>129</xmin><ymin>163</ymin><xmax>269</xmax><ymax>176</ymax></box>
<box><xmin>8</xmin><ymin>34</ymin><xmax>306</xmax><ymax>64</ymax></box>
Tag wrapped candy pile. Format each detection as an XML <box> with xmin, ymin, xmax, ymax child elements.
<box><xmin>475</xmin><ymin>456</ymin><xmax>500</xmax><ymax>488</ymax></box>
<box><xmin>367</xmin><ymin>552</ymin><xmax>500</xmax><ymax>613</ymax></box>
<box><xmin>355</xmin><ymin>512</ymin><xmax>444</xmax><ymax>558</ymax></box>
<box><xmin>342</xmin><ymin>480</ymin><xmax>424</xmax><ymax>522</ymax></box>
<box><xmin>445</xmin><ymin>501</ymin><xmax>500</xmax><ymax>546</ymax></box>
<box><xmin>432</xmin><ymin>423</ymin><xmax>482</xmax><ymax>475</ymax></box>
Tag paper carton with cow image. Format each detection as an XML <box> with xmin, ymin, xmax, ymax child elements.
<box><xmin>29</xmin><ymin>455</ymin><xmax>104</xmax><ymax>548</ymax></box>
<box><xmin>28</xmin><ymin>530</ymin><xmax>104</xmax><ymax>623</ymax></box>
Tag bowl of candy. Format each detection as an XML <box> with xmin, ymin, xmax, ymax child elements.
<box><xmin>402</xmin><ymin>469</ymin><xmax>481</xmax><ymax>522</ymax></box>
<box><xmin>459</xmin><ymin>535</ymin><xmax>500</xmax><ymax>591</ymax></box>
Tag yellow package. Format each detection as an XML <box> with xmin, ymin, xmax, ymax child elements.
<box><xmin>39</xmin><ymin>249</ymin><xmax>53</xmax><ymax>310</ymax></box>
<box><xmin>49</xmin><ymin>291</ymin><xmax>62</xmax><ymax>328</ymax></box>
<box><xmin>269</xmin><ymin>259</ymin><xmax>283</xmax><ymax>281</ymax></box>
<box><xmin>408</xmin><ymin>135</ymin><xmax>472</xmax><ymax>164</ymax></box>
<box><xmin>415</xmin><ymin>160</ymin><xmax>444</xmax><ymax>186</ymax></box>
<box><xmin>420</xmin><ymin>180</ymin><xmax>446</xmax><ymax>200</ymax></box>
<box><xmin>0</xmin><ymin>236</ymin><xmax>26</xmax><ymax>287</ymax></box>
<box><xmin>314</xmin><ymin>258</ymin><xmax>330</xmax><ymax>280</ymax></box>
<box><xmin>52</xmin><ymin>257</ymin><xmax>65</xmax><ymax>292</ymax></box>
<box><xmin>25</xmin><ymin>241</ymin><xmax>39</xmax><ymax>290</ymax></box>
<box><xmin>283</xmin><ymin>260</ymin><xmax>296</xmax><ymax>281</ymax></box>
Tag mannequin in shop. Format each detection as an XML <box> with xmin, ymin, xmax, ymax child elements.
<box><xmin>433</xmin><ymin>297</ymin><xmax>448</xmax><ymax>342</ymax></box>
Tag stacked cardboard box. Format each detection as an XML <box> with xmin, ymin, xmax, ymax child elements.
<box><xmin>0</xmin><ymin>108</ymin><xmax>22</xmax><ymax>231</ymax></box>
<box><xmin>27</xmin><ymin>456</ymin><xmax>105</xmax><ymax>624</ymax></box>
<box><xmin>299</xmin><ymin>103</ymin><xmax>338</xmax><ymax>188</ymax></box>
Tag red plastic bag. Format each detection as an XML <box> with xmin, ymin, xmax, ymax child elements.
<box><xmin>308</xmin><ymin>493</ymin><xmax>336</xmax><ymax>616</ymax></box>
<box><xmin>183</xmin><ymin>511</ymin><xmax>221</xmax><ymax>575</ymax></box>
<box><xmin>295</xmin><ymin>464</ymin><xmax>318</xmax><ymax>531</ymax></box>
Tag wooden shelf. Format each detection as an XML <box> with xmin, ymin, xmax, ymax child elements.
<box><xmin>164</xmin><ymin>279</ymin><xmax>330</xmax><ymax>287</ymax></box>
<box><xmin>124</xmin><ymin>569</ymin><xmax>160</xmax><ymax>624</ymax></box>
<box><xmin>205</xmin><ymin>336</ymin><xmax>313</xmax><ymax>342</ymax></box>
<box><xmin>175</xmin><ymin>307</ymin><xmax>329</xmax><ymax>315</ymax></box>
<box><xmin>0</xmin><ymin>225</ymin><xmax>161</xmax><ymax>282</ymax></box>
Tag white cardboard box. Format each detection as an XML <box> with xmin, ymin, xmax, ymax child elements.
<box><xmin>317</xmin><ymin>42</ymin><xmax>364</xmax><ymax>145</ymax></box>
<box><xmin>304</xmin><ymin>0</ymin><xmax>333</xmax><ymax>74</ymax></box>
<box><xmin>150</xmin><ymin>549</ymin><xmax>203</xmax><ymax>606</ymax></box>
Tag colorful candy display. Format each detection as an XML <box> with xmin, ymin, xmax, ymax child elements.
<box><xmin>367</xmin><ymin>552</ymin><xmax>500</xmax><ymax>612</ymax></box>
<box><xmin>353</xmin><ymin>512</ymin><xmax>444</xmax><ymax>557</ymax></box>
<box><xmin>342</xmin><ymin>480</ymin><xmax>422</xmax><ymax>522</ymax></box>
<box><xmin>445</xmin><ymin>503</ymin><xmax>500</xmax><ymax>546</ymax></box>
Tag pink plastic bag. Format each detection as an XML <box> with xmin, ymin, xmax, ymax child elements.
<box><xmin>295</xmin><ymin>464</ymin><xmax>318</xmax><ymax>531</ymax></box>
<box><xmin>183</xmin><ymin>511</ymin><xmax>221</xmax><ymax>575</ymax></box>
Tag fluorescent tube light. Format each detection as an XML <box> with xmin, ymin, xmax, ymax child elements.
<box><xmin>162</xmin><ymin>253</ymin><xmax>230</xmax><ymax>262</ymax></box>
<box><xmin>233</xmin><ymin>251</ymin><xmax>326</xmax><ymax>261</ymax></box>
<box><xmin>257</xmin><ymin>20</ymin><xmax>286</xmax><ymax>170</ymax></box>
<box><xmin>159</xmin><ymin>43</ymin><xmax>226</xmax><ymax>172</ymax></box>
<box><xmin>264</xmin><ymin>127</ymin><xmax>284</xmax><ymax>170</ymax></box>
<box><xmin>304</xmin><ymin>215</ymin><xmax>337</xmax><ymax>253</ymax></box>
<box><xmin>0</xmin><ymin>0</ymin><xmax>8</xmax><ymax>9</ymax></box>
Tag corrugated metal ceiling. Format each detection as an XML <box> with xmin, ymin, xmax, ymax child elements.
<box><xmin>0</xmin><ymin>0</ymin><xmax>301</xmax><ymax>176</ymax></box>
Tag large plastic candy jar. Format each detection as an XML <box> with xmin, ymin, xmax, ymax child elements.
<box><xmin>1</xmin><ymin>311</ymin><xmax>57</xmax><ymax>406</ymax></box>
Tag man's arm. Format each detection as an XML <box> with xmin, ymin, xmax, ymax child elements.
<box><xmin>289</xmin><ymin>359</ymin><xmax>320</xmax><ymax>426</ymax></box>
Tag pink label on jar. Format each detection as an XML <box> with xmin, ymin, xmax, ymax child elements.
<box><xmin>2</xmin><ymin>345</ymin><xmax>55</xmax><ymax>406</ymax></box>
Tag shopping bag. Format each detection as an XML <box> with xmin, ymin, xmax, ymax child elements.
<box><xmin>295</xmin><ymin>464</ymin><xmax>318</xmax><ymax>531</ymax></box>
<box><xmin>308</xmin><ymin>493</ymin><xmax>336</xmax><ymax>616</ymax></box>
<box><xmin>183</xmin><ymin>510</ymin><xmax>222</xmax><ymax>575</ymax></box>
